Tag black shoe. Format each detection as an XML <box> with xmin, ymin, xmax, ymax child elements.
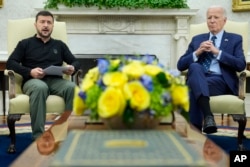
<box><xmin>203</xmin><ymin>116</ymin><xmax>217</xmax><ymax>134</ymax></box>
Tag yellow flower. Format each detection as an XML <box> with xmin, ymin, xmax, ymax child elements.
<box><xmin>110</xmin><ymin>59</ymin><xmax>121</xmax><ymax>68</ymax></box>
<box><xmin>123</xmin><ymin>81</ymin><xmax>150</xmax><ymax>111</ymax></box>
<box><xmin>144</xmin><ymin>64</ymin><xmax>163</xmax><ymax>76</ymax></box>
<box><xmin>73</xmin><ymin>86</ymin><xmax>86</xmax><ymax>115</ymax></box>
<box><xmin>81</xmin><ymin>78</ymin><xmax>94</xmax><ymax>91</ymax></box>
<box><xmin>122</xmin><ymin>60</ymin><xmax>144</xmax><ymax>78</ymax></box>
<box><xmin>171</xmin><ymin>85</ymin><xmax>189</xmax><ymax>112</ymax></box>
<box><xmin>81</xmin><ymin>67</ymin><xmax>99</xmax><ymax>91</ymax></box>
<box><xmin>98</xmin><ymin>87</ymin><xmax>126</xmax><ymax>118</ymax></box>
<box><xmin>103</xmin><ymin>72</ymin><xmax>128</xmax><ymax>87</ymax></box>
<box><xmin>165</xmin><ymin>72</ymin><xmax>172</xmax><ymax>81</ymax></box>
<box><xmin>86</xmin><ymin>67</ymin><xmax>99</xmax><ymax>81</ymax></box>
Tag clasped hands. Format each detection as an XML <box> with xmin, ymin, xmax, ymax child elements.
<box><xmin>195</xmin><ymin>40</ymin><xmax>219</xmax><ymax>57</ymax></box>
<box><xmin>30</xmin><ymin>65</ymin><xmax>75</xmax><ymax>79</ymax></box>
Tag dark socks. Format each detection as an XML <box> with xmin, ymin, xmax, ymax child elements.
<box><xmin>198</xmin><ymin>96</ymin><xmax>213</xmax><ymax>118</ymax></box>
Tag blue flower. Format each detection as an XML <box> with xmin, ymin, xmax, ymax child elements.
<box><xmin>97</xmin><ymin>59</ymin><xmax>109</xmax><ymax>74</ymax></box>
<box><xmin>78</xmin><ymin>91</ymin><xmax>86</xmax><ymax>100</ymax></box>
<box><xmin>169</xmin><ymin>69</ymin><xmax>181</xmax><ymax>77</ymax></box>
<box><xmin>162</xmin><ymin>92</ymin><xmax>171</xmax><ymax>105</ymax></box>
<box><xmin>140</xmin><ymin>75</ymin><xmax>153</xmax><ymax>91</ymax></box>
<box><xmin>142</xmin><ymin>54</ymin><xmax>157</xmax><ymax>64</ymax></box>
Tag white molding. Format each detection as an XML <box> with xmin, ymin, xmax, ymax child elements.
<box><xmin>0</xmin><ymin>51</ymin><xmax>8</xmax><ymax>61</ymax></box>
<box><xmin>33</xmin><ymin>7</ymin><xmax>199</xmax><ymax>68</ymax></box>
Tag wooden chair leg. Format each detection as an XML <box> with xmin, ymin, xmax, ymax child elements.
<box><xmin>237</xmin><ymin>118</ymin><xmax>247</xmax><ymax>151</ymax></box>
<box><xmin>232</xmin><ymin>114</ymin><xmax>247</xmax><ymax>151</ymax></box>
<box><xmin>7</xmin><ymin>114</ymin><xmax>22</xmax><ymax>154</ymax></box>
<box><xmin>221</xmin><ymin>114</ymin><xmax>230</xmax><ymax>121</ymax></box>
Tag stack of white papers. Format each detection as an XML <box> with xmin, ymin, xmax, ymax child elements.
<box><xmin>43</xmin><ymin>65</ymin><xmax>69</xmax><ymax>76</ymax></box>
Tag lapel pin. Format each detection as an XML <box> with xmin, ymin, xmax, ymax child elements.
<box><xmin>225</xmin><ymin>39</ymin><xmax>228</xmax><ymax>41</ymax></box>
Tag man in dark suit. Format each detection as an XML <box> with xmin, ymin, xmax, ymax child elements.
<box><xmin>177</xmin><ymin>6</ymin><xmax>246</xmax><ymax>134</ymax></box>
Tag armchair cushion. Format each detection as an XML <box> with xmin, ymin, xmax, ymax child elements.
<box><xmin>210</xmin><ymin>95</ymin><xmax>244</xmax><ymax>114</ymax></box>
<box><xmin>9</xmin><ymin>94</ymin><xmax>65</xmax><ymax>114</ymax></box>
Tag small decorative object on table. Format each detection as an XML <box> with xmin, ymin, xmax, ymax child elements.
<box><xmin>73</xmin><ymin>55</ymin><xmax>189</xmax><ymax>129</ymax></box>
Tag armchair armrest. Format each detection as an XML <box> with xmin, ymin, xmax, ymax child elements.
<box><xmin>61</xmin><ymin>62</ymin><xmax>83</xmax><ymax>86</ymax></box>
<box><xmin>4</xmin><ymin>69</ymin><xmax>83</xmax><ymax>99</ymax></box>
<box><xmin>179</xmin><ymin>70</ymin><xmax>248</xmax><ymax>100</ymax></box>
<box><xmin>238</xmin><ymin>70</ymin><xmax>247</xmax><ymax>100</ymax></box>
<box><xmin>74</xmin><ymin>69</ymin><xmax>83</xmax><ymax>86</ymax></box>
<box><xmin>4</xmin><ymin>69</ymin><xmax>23</xmax><ymax>99</ymax></box>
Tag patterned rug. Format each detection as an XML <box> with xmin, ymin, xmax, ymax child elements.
<box><xmin>205</xmin><ymin>125</ymin><xmax>250</xmax><ymax>153</ymax></box>
<box><xmin>0</xmin><ymin>123</ymin><xmax>53</xmax><ymax>135</ymax></box>
<box><xmin>0</xmin><ymin>133</ymin><xmax>32</xmax><ymax>167</ymax></box>
<box><xmin>213</xmin><ymin>126</ymin><xmax>250</xmax><ymax>138</ymax></box>
<box><xmin>0</xmin><ymin>122</ymin><xmax>54</xmax><ymax>166</ymax></box>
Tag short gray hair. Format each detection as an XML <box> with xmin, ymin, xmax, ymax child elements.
<box><xmin>207</xmin><ymin>5</ymin><xmax>227</xmax><ymax>18</ymax></box>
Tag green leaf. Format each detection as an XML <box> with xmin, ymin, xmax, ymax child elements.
<box><xmin>156</xmin><ymin>72</ymin><xmax>170</xmax><ymax>87</ymax></box>
<box><xmin>85</xmin><ymin>85</ymin><xmax>102</xmax><ymax>119</ymax></box>
<box><xmin>44</xmin><ymin>0</ymin><xmax>189</xmax><ymax>9</ymax></box>
<box><xmin>123</xmin><ymin>102</ymin><xmax>135</xmax><ymax>126</ymax></box>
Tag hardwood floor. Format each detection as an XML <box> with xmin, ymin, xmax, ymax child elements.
<box><xmin>0</xmin><ymin>114</ymin><xmax>59</xmax><ymax>127</ymax></box>
<box><xmin>214</xmin><ymin>114</ymin><xmax>250</xmax><ymax>128</ymax></box>
<box><xmin>1</xmin><ymin>114</ymin><xmax>250</xmax><ymax>129</ymax></box>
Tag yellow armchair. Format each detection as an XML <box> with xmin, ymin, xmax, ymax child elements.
<box><xmin>187</xmin><ymin>20</ymin><xmax>249</xmax><ymax>150</ymax></box>
<box><xmin>5</xmin><ymin>18</ymin><xmax>82</xmax><ymax>153</ymax></box>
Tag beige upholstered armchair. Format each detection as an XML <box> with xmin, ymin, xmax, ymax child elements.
<box><xmin>5</xmin><ymin>18</ymin><xmax>82</xmax><ymax>153</ymax></box>
<box><xmin>188</xmin><ymin>20</ymin><xmax>249</xmax><ymax>150</ymax></box>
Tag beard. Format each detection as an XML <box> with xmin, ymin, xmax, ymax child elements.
<box><xmin>37</xmin><ymin>30</ymin><xmax>52</xmax><ymax>39</ymax></box>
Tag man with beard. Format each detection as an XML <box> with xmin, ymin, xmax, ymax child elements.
<box><xmin>6</xmin><ymin>11</ymin><xmax>81</xmax><ymax>140</ymax></box>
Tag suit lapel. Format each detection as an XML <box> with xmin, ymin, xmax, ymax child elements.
<box><xmin>198</xmin><ymin>33</ymin><xmax>209</xmax><ymax>48</ymax></box>
<box><xmin>219</xmin><ymin>31</ymin><xmax>229</xmax><ymax>50</ymax></box>
<box><xmin>204</xmin><ymin>33</ymin><xmax>210</xmax><ymax>41</ymax></box>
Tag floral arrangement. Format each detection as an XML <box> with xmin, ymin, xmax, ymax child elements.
<box><xmin>73</xmin><ymin>55</ymin><xmax>189</xmax><ymax>126</ymax></box>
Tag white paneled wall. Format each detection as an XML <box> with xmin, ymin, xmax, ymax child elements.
<box><xmin>1</xmin><ymin>0</ymin><xmax>250</xmax><ymax>60</ymax></box>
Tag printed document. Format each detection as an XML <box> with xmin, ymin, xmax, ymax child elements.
<box><xmin>43</xmin><ymin>65</ymin><xmax>69</xmax><ymax>76</ymax></box>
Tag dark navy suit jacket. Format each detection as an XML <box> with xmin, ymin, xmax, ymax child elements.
<box><xmin>177</xmin><ymin>31</ymin><xmax>246</xmax><ymax>95</ymax></box>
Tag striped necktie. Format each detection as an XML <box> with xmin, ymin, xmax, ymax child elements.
<box><xmin>201</xmin><ymin>36</ymin><xmax>216</xmax><ymax>72</ymax></box>
<box><xmin>211</xmin><ymin>35</ymin><xmax>217</xmax><ymax>47</ymax></box>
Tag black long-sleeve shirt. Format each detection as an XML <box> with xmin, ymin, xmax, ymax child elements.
<box><xmin>6</xmin><ymin>35</ymin><xmax>81</xmax><ymax>83</ymax></box>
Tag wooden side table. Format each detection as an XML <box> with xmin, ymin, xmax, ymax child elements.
<box><xmin>0</xmin><ymin>61</ymin><xmax>6</xmax><ymax>115</ymax></box>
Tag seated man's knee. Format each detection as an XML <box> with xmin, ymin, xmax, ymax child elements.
<box><xmin>25</xmin><ymin>79</ymin><xmax>49</xmax><ymax>94</ymax></box>
<box><xmin>63</xmin><ymin>81</ymin><xmax>76</xmax><ymax>92</ymax></box>
<box><xmin>34</xmin><ymin>81</ymin><xmax>48</xmax><ymax>91</ymax></box>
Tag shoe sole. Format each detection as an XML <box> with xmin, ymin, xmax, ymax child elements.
<box><xmin>203</xmin><ymin>126</ymin><xmax>217</xmax><ymax>134</ymax></box>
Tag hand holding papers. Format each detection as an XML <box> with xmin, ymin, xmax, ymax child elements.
<box><xmin>43</xmin><ymin>65</ymin><xmax>69</xmax><ymax>76</ymax></box>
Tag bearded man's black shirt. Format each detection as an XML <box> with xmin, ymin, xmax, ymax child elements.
<box><xmin>6</xmin><ymin>35</ymin><xmax>81</xmax><ymax>84</ymax></box>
